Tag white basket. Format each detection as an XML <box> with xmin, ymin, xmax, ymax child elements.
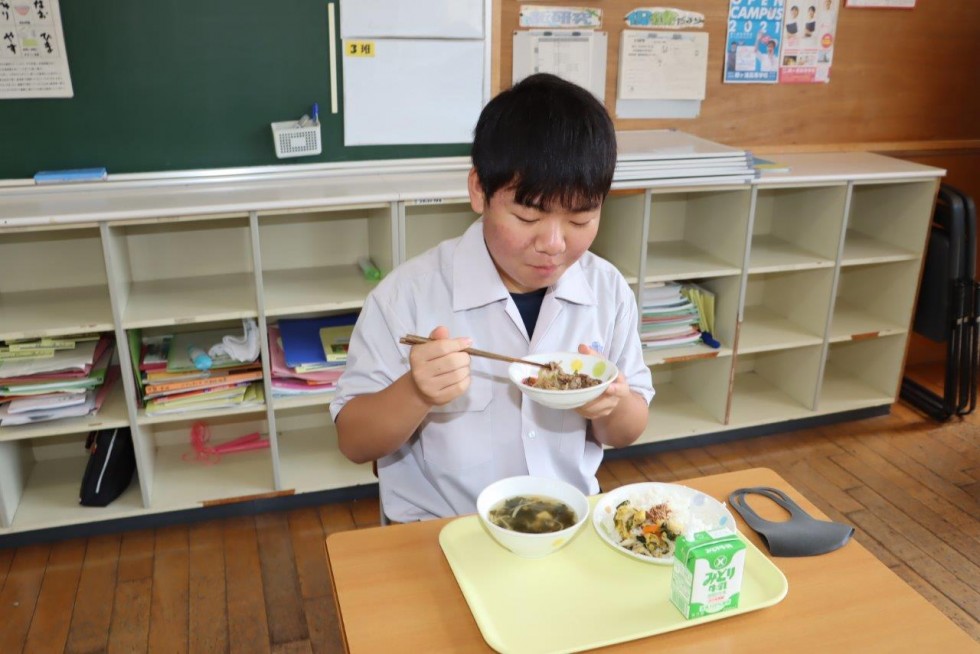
<box><xmin>271</xmin><ymin>120</ymin><xmax>322</xmax><ymax>159</ymax></box>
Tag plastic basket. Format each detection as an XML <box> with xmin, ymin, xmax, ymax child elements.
<box><xmin>271</xmin><ymin>120</ymin><xmax>322</xmax><ymax>159</ymax></box>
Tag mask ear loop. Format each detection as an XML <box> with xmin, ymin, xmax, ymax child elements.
<box><xmin>728</xmin><ymin>488</ymin><xmax>779</xmax><ymax>552</ymax></box>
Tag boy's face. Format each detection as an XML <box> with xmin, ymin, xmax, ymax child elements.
<box><xmin>468</xmin><ymin>170</ymin><xmax>600</xmax><ymax>294</ymax></box>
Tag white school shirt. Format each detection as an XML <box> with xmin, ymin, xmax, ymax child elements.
<box><xmin>330</xmin><ymin>219</ymin><xmax>655</xmax><ymax>522</ymax></box>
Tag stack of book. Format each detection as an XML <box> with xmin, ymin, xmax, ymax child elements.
<box><xmin>269</xmin><ymin>313</ymin><xmax>357</xmax><ymax>398</ymax></box>
<box><xmin>130</xmin><ymin>328</ymin><xmax>264</xmax><ymax>416</ymax></box>
<box><xmin>0</xmin><ymin>334</ymin><xmax>119</xmax><ymax>426</ymax></box>
<box><xmin>615</xmin><ymin>130</ymin><xmax>755</xmax><ymax>186</ymax></box>
<box><xmin>640</xmin><ymin>283</ymin><xmax>703</xmax><ymax>349</ymax></box>
<box><xmin>640</xmin><ymin>282</ymin><xmax>718</xmax><ymax>350</ymax></box>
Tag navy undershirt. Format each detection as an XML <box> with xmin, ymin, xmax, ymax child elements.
<box><xmin>510</xmin><ymin>288</ymin><xmax>547</xmax><ymax>339</ymax></box>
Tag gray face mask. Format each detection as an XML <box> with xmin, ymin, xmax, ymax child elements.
<box><xmin>728</xmin><ymin>487</ymin><xmax>854</xmax><ymax>557</ymax></box>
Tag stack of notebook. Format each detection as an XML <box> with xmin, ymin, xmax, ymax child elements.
<box><xmin>130</xmin><ymin>328</ymin><xmax>264</xmax><ymax>416</ymax></box>
<box><xmin>615</xmin><ymin>130</ymin><xmax>755</xmax><ymax>186</ymax></box>
<box><xmin>640</xmin><ymin>283</ymin><xmax>703</xmax><ymax>349</ymax></box>
<box><xmin>269</xmin><ymin>313</ymin><xmax>358</xmax><ymax>398</ymax></box>
<box><xmin>0</xmin><ymin>334</ymin><xmax>119</xmax><ymax>426</ymax></box>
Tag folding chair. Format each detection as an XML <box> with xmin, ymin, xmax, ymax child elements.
<box><xmin>900</xmin><ymin>184</ymin><xmax>979</xmax><ymax>420</ymax></box>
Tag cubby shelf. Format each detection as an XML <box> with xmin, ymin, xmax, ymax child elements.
<box><xmin>0</xmin><ymin>287</ymin><xmax>115</xmax><ymax>341</ymax></box>
<box><xmin>149</xmin><ymin>442</ymin><xmax>275</xmax><ymax>509</ymax></box>
<box><xmin>277</xmin><ymin>427</ymin><xmax>375</xmax><ymax>493</ymax></box>
<box><xmin>642</xmin><ymin>344</ymin><xmax>733</xmax><ymax>367</ymax></box>
<box><xmin>262</xmin><ymin>266</ymin><xmax>374</xmax><ymax>317</ymax></box>
<box><xmin>0</xmin><ymin>152</ymin><xmax>943</xmax><ymax>537</ymax></box>
<box><xmin>6</xmin><ymin>455</ymin><xmax>144</xmax><ymax>532</ymax></box>
<box><xmin>0</xmin><ymin>382</ymin><xmax>130</xmax><ymax>443</ymax></box>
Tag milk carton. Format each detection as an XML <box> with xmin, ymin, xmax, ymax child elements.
<box><xmin>670</xmin><ymin>528</ymin><xmax>745</xmax><ymax>619</ymax></box>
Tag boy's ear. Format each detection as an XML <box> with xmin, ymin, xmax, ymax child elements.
<box><xmin>467</xmin><ymin>168</ymin><xmax>486</xmax><ymax>215</ymax></box>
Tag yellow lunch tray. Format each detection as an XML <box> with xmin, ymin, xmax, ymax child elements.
<box><xmin>439</xmin><ymin>504</ymin><xmax>789</xmax><ymax>654</ymax></box>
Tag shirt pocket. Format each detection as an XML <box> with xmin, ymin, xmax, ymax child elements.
<box><xmin>420</xmin><ymin>376</ymin><xmax>493</xmax><ymax>472</ymax></box>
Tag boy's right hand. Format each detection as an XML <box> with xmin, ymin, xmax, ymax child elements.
<box><xmin>407</xmin><ymin>326</ymin><xmax>473</xmax><ymax>407</ymax></box>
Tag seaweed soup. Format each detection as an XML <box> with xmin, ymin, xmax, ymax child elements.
<box><xmin>488</xmin><ymin>494</ymin><xmax>578</xmax><ymax>534</ymax></box>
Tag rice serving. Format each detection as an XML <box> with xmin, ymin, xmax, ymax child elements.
<box><xmin>602</xmin><ymin>486</ymin><xmax>711</xmax><ymax>559</ymax></box>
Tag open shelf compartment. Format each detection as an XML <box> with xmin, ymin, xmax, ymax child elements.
<box><xmin>739</xmin><ymin>268</ymin><xmax>834</xmax><ymax>354</ymax></box>
<box><xmin>748</xmin><ymin>185</ymin><xmax>846</xmax><ymax>273</ymax></box>
<box><xmin>819</xmin><ymin>334</ymin><xmax>906</xmax><ymax>412</ymax></box>
<box><xmin>730</xmin><ymin>346</ymin><xmax>822</xmax><ymax>427</ymax></box>
<box><xmin>0</xmin><ymin>226</ymin><xmax>115</xmax><ymax>341</ymax></box>
<box><xmin>0</xmin><ymin>432</ymin><xmax>144</xmax><ymax>532</ymax></box>
<box><xmin>273</xmin><ymin>404</ymin><xmax>375</xmax><ymax>493</ymax></box>
<box><xmin>642</xmin><ymin>276</ymin><xmax>739</xmax><ymax>365</ymax></box>
<box><xmin>644</xmin><ymin>188</ymin><xmax>751</xmax><ymax>282</ymax></box>
<box><xmin>638</xmin><ymin>356</ymin><xmax>733</xmax><ymax>444</ymax></box>
<box><xmin>104</xmin><ymin>216</ymin><xmax>258</xmax><ymax>329</ymax></box>
<box><xmin>591</xmin><ymin>191</ymin><xmax>646</xmax><ymax>284</ymax></box>
<box><xmin>829</xmin><ymin>260</ymin><xmax>918</xmax><ymax>342</ymax></box>
<box><xmin>841</xmin><ymin>180</ymin><xmax>936</xmax><ymax>266</ymax></box>
<box><xmin>139</xmin><ymin>413</ymin><xmax>275</xmax><ymax>510</ymax></box>
<box><xmin>402</xmin><ymin>199</ymin><xmax>478</xmax><ymax>262</ymax></box>
<box><xmin>258</xmin><ymin>204</ymin><xmax>394</xmax><ymax>316</ymax></box>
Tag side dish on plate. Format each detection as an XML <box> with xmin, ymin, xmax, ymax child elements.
<box><xmin>593</xmin><ymin>482</ymin><xmax>736</xmax><ymax>564</ymax></box>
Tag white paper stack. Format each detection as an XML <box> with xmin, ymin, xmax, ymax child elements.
<box><xmin>614</xmin><ymin>130</ymin><xmax>755</xmax><ymax>186</ymax></box>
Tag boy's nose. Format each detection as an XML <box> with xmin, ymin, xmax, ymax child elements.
<box><xmin>536</xmin><ymin>223</ymin><xmax>565</xmax><ymax>255</ymax></box>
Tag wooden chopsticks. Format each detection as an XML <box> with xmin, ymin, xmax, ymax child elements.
<box><xmin>399</xmin><ymin>334</ymin><xmax>550</xmax><ymax>369</ymax></box>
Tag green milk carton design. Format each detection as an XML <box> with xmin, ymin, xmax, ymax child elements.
<box><xmin>670</xmin><ymin>528</ymin><xmax>745</xmax><ymax>619</ymax></box>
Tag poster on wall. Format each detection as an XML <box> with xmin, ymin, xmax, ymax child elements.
<box><xmin>723</xmin><ymin>0</ymin><xmax>786</xmax><ymax>84</ymax></box>
<box><xmin>845</xmin><ymin>0</ymin><xmax>915</xmax><ymax>7</ymax></box>
<box><xmin>0</xmin><ymin>0</ymin><xmax>73</xmax><ymax>98</ymax></box>
<box><xmin>779</xmin><ymin>0</ymin><xmax>840</xmax><ymax>83</ymax></box>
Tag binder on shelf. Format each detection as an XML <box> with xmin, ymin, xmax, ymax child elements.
<box><xmin>278</xmin><ymin>313</ymin><xmax>358</xmax><ymax>369</ymax></box>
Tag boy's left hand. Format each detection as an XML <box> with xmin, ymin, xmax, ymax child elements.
<box><xmin>574</xmin><ymin>343</ymin><xmax>629</xmax><ymax>420</ymax></box>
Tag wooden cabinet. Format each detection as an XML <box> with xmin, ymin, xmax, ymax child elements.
<box><xmin>0</xmin><ymin>152</ymin><xmax>942</xmax><ymax>538</ymax></box>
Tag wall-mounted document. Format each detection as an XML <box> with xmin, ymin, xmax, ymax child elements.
<box><xmin>0</xmin><ymin>0</ymin><xmax>73</xmax><ymax>99</ymax></box>
<box><xmin>618</xmin><ymin>30</ymin><xmax>708</xmax><ymax>101</ymax></box>
<box><xmin>340</xmin><ymin>0</ymin><xmax>484</xmax><ymax>38</ymax></box>
<box><xmin>512</xmin><ymin>30</ymin><xmax>607</xmax><ymax>101</ymax></box>
<box><xmin>343</xmin><ymin>39</ymin><xmax>485</xmax><ymax>146</ymax></box>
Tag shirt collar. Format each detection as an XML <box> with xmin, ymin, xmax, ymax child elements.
<box><xmin>452</xmin><ymin>218</ymin><xmax>598</xmax><ymax>311</ymax></box>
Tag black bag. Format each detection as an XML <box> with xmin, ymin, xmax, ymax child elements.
<box><xmin>79</xmin><ymin>427</ymin><xmax>137</xmax><ymax>507</ymax></box>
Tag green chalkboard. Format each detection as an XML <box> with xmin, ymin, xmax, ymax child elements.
<box><xmin>0</xmin><ymin>0</ymin><xmax>470</xmax><ymax>180</ymax></box>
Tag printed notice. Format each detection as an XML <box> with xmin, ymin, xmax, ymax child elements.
<box><xmin>0</xmin><ymin>0</ymin><xmax>73</xmax><ymax>98</ymax></box>
<box><xmin>618</xmin><ymin>30</ymin><xmax>708</xmax><ymax>100</ymax></box>
<box><xmin>723</xmin><ymin>0</ymin><xmax>785</xmax><ymax>84</ymax></box>
<box><xmin>779</xmin><ymin>0</ymin><xmax>840</xmax><ymax>83</ymax></box>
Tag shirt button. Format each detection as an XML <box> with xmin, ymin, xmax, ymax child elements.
<box><xmin>527</xmin><ymin>431</ymin><xmax>536</xmax><ymax>439</ymax></box>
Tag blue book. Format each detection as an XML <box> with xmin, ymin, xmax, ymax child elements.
<box><xmin>278</xmin><ymin>313</ymin><xmax>358</xmax><ymax>368</ymax></box>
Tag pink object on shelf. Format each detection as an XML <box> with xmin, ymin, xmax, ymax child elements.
<box><xmin>183</xmin><ymin>421</ymin><xmax>269</xmax><ymax>464</ymax></box>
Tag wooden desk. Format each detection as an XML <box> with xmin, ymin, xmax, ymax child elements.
<box><xmin>326</xmin><ymin>468</ymin><xmax>976</xmax><ymax>652</ymax></box>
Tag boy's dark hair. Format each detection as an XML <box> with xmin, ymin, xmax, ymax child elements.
<box><xmin>471</xmin><ymin>73</ymin><xmax>616</xmax><ymax>212</ymax></box>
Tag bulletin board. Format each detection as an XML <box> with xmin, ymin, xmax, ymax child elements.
<box><xmin>497</xmin><ymin>0</ymin><xmax>980</xmax><ymax>149</ymax></box>
<box><xmin>0</xmin><ymin>0</ymin><xmax>474</xmax><ymax>180</ymax></box>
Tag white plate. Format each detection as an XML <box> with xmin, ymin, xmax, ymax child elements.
<box><xmin>591</xmin><ymin>482</ymin><xmax>737</xmax><ymax>564</ymax></box>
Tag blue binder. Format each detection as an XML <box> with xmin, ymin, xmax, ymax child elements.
<box><xmin>278</xmin><ymin>313</ymin><xmax>358</xmax><ymax>368</ymax></box>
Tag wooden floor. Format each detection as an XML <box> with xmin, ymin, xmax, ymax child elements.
<box><xmin>1</xmin><ymin>387</ymin><xmax>978</xmax><ymax>651</ymax></box>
